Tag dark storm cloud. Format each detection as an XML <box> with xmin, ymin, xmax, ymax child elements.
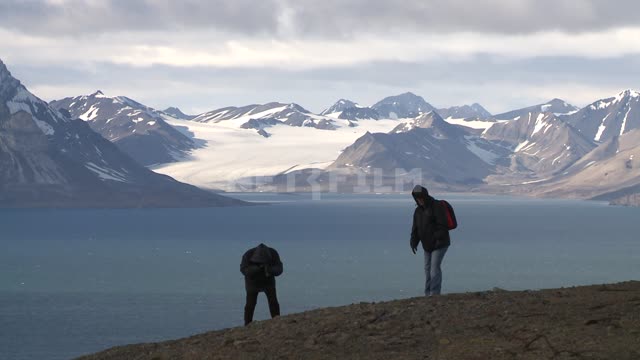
<box><xmin>0</xmin><ymin>0</ymin><xmax>281</xmax><ymax>36</ymax></box>
<box><xmin>287</xmin><ymin>0</ymin><xmax>640</xmax><ymax>36</ymax></box>
<box><xmin>2</xmin><ymin>0</ymin><xmax>640</xmax><ymax>37</ymax></box>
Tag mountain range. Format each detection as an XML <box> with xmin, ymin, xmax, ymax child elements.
<box><xmin>234</xmin><ymin>94</ymin><xmax>639</xmax><ymax>203</ymax></box>
<box><xmin>193</xmin><ymin>102</ymin><xmax>337</xmax><ymax>132</ymax></box>
<box><xmin>4</xmin><ymin>54</ymin><xmax>640</xmax><ymax>206</ymax></box>
<box><xmin>0</xmin><ymin>59</ymin><xmax>242</xmax><ymax>208</ymax></box>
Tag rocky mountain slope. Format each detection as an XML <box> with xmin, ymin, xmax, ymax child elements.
<box><xmin>50</xmin><ymin>92</ymin><xmax>195</xmax><ymax>166</ymax></box>
<box><xmin>494</xmin><ymin>99</ymin><xmax>578</xmax><ymax>120</ymax></box>
<box><xmin>161</xmin><ymin>107</ymin><xmax>196</xmax><ymax>120</ymax></box>
<box><xmin>77</xmin><ymin>281</ymin><xmax>640</xmax><ymax>360</ymax></box>
<box><xmin>0</xmin><ymin>59</ymin><xmax>243</xmax><ymax>208</ymax></box>
<box><xmin>327</xmin><ymin>112</ymin><xmax>509</xmax><ymax>185</ymax></box>
<box><xmin>482</xmin><ymin>112</ymin><xmax>596</xmax><ymax>176</ymax></box>
<box><xmin>533</xmin><ymin>129</ymin><xmax>640</xmax><ymax>199</ymax></box>
<box><xmin>371</xmin><ymin>92</ymin><xmax>435</xmax><ymax>119</ymax></box>
<box><xmin>564</xmin><ymin>90</ymin><xmax>640</xmax><ymax>143</ymax></box>
<box><xmin>437</xmin><ymin>103</ymin><xmax>492</xmax><ymax>120</ymax></box>
<box><xmin>321</xmin><ymin>99</ymin><xmax>380</xmax><ymax>120</ymax></box>
<box><xmin>320</xmin><ymin>99</ymin><xmax>359</xmax><ymax>116</ymax></box>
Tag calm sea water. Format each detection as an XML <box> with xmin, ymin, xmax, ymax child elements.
<box><xmin>1</xmin><ymin>193</ymin><xmax>639</xmax><ymax>360</ymax></box>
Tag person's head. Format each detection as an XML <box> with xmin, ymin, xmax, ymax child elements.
<box><xmin>411</xmin><ymin>185</ymin><xmax>429</xmax><ymax>206</ymax></box>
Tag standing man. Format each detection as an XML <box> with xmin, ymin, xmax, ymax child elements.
<box><xmin>240</xmin><ymin>243</ymin><xmax>283</xmax><ymax>325</ymax></box>
<box><xmin>410</xmin><ymin>185</ymin><xmax>451</xmax><ymax>296</ymax></box>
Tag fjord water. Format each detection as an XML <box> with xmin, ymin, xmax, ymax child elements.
<box><xmin>1</xmin><ymin>193</ymin><xmax>639</xmax><ymax>360</ymax></box>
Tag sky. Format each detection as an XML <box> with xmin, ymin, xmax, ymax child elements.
<box><xmin>2</xmin><ymin>0</ymin><xmax>640</xmax><ymax>115</ymax></box>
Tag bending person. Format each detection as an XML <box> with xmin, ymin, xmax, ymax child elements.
<box><xmin>240</xmin><ymin>243</ymin><xmax>283</xmax><ymax>325</ymax></box>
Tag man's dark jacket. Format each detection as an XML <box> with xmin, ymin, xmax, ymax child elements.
<box><xmin>240</xmin><ymin>244</ymin><xmax>283</xmax><ymax>290</ymax></box>
<box><xmin>410</xmin><ymin>185</ymin><xmax>451</xmax><ymax>252</ymax></box>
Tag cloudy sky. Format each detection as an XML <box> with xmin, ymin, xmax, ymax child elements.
<box><xmin>2</xmin><ymin>0</ymin><xmax>640</xmax><ymax>114</ymax></box>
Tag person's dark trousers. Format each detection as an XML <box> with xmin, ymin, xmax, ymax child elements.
<box><xmin>244</xmin><ymin>286</ymin><xmax>280</xmax><ymax>325</ymax></box>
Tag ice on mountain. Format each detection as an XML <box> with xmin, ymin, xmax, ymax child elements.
<box><xmin>531</xmin><ymin>113</ymin><xmax>547</xmax><ymax>136</ymax></box>
<box><xmin>515</xmin><ymin>140</ymin><xmax>531</xmax><ymax>152</ymax></box>
<box><xmin>620</xmin><ymin>106</ymin><xmax>632</xmax><ymax>136</ymax></box>
<box><xmin>79</xmin><ymin>105</ymin><xmax>99</xmax><ymax>121</ymax></box>
<box><xmin>594</xmin><ymin>113</ymin><xmax>611</xmax><ymax>142</ymax></box>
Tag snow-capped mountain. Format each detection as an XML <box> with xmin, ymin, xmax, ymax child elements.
<box><xmin>390</xmin><ymin>111</ymin><xmax>465</xmax><ymax>135</ymax></box>
<box><xmin>321</xmin><ymin>99</ymin><xmax>380</xmax><ymax>121</ymax></box>
<box><xmin>327</xmin><ymin>111</ymin><xmax>508</xmax><ymax>185</ymax></box>
<box><xmin>321</xmin><ymin>99</ymin><xmax>359</xmax><ymax>116</ymax></box>
<box><xmin>371</xmin><ymin>92</ymin><xmax>435</xmax><ymax>119</ymax></box>
<box><xmin>0</xmin><ymin>59</ymin><xmax>241</xmax><ymax>208</ymax></box>
<box><xmin>50</xmin><ymin>92</ymin><xmax>195</xmax><ymax>166</ymax></box>
<box><xmin>161</xmin><ymin>107</ymin><xmax>196</xmax><ymax>120</ymax></box>
<box><xmin>148</xmin><ymin>88</ymin><xmax>640</xmax><ymax>201</ymax></box>
<box><xmin>563</xmin><ymin>90</ymin><xmax>640</xmax><ymax>143</ymax></box>
<box><xmin>193</xmin><ymin>102</ymin><xmax>336</xmax><ymax>130</ymax></box>
<box><xmin>482</xmin><ymin>112</ymin><xmax>596</xmax><ymax>175</ymax></box>
<box><xmin>437</xmin><ymin>103</ymin><xmax>492</xmax><ymax>120</ymax></box>
<box><xmin>494</xmin><ymin>99</ymin><xmax>578</xmax><ymax>120</ymax></box>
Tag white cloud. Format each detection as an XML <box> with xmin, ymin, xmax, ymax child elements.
<box><xmin>4</xmin><ymin>27</ymin><xmax>640</xmax><ymax>71</ymax></box>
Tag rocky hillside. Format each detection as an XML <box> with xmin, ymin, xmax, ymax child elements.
<box><xmin>77</xmin><ymin>281</ymin><xmax>640</xmax><ymax>360</ymax></box>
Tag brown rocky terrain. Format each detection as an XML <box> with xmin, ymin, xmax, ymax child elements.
<box><xmin>78</xmin><ymin>281</ymin><xmax>640</xmax><ymax>360</ymax></box>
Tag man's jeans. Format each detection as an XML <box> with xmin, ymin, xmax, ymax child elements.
<box><xmin>424</xmin><ymin>246</ymin><xmax>449</xmax><ymax>296</ymax></box>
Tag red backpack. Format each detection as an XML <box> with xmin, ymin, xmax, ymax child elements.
<box><xmin>439</xmin><ymin>200</ymin><xmax>458</xmax><ymax>230</ymax></box>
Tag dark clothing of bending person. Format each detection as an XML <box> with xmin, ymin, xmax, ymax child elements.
<box><xmin>240</xmin><ymin>243</ymin><xmax>283</xmax><ymax>325</ymax></box>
